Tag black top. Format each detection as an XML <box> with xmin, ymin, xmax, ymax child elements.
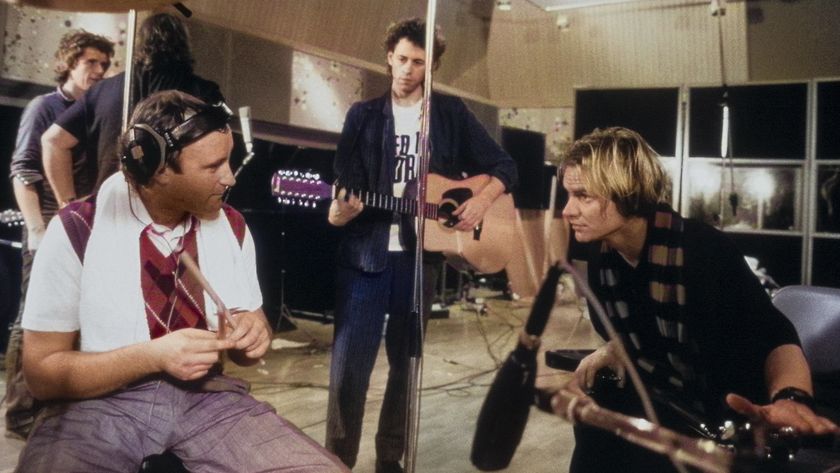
<box><xmin>570</xmin><ymin>217</ymin><xmax>801</xmax><ymax>423</ymax></box>
<box><xmin>55</xmin><ymin>67</ymin><xmax>224</xmax><ymax>190</ymax></box>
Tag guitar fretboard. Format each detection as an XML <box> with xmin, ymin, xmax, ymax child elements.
<box><xmin>346</xmin><ymin>189</ymin><xmax>439</xmax><ymax>219</ymax></box>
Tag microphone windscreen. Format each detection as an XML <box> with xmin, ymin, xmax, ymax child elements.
<box><xmin>471</xmin><ymin>264</ymin><xmax>563</xmax><ymax>471</ymax></box>
<box><xmin>524</xmin><ymin>263</ymin><xmax>563</xmax><ymax>337</ymax></box>
<box><xmin>471</xmin><ymin>344</ymin><xmax>537</xmax><ymax>471</ymax></box>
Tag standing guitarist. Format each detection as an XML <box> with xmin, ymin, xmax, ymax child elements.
<box><xmin>325</xmin><ymin>17</ymin><xmax>517</xmax><ymax>473</ymax></box>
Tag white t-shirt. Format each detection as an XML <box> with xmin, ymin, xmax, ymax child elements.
<box><xmin>22</xmin><ymin>173</ymin><xmax>262</xmax><ymax>353</ymax></box>
<box><xmin>390</xmin><ymin>100</ymin><xmax>422</xmax><ymax>251</ymax></box>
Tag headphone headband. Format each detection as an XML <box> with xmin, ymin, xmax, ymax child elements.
<box><xmin>121</xmin><ymin>101</ymin><xmax>233</xmax><ymax>184</ymax></box>
<box><xmin>164</xmin><ymin>101</ymin><xmax>233</xmax><ymax>152</ymax></box>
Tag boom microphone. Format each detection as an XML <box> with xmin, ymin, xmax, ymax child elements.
<box><xmin>471</xmin><ymin>263</ymin><xmax>564</xmax><ymax>471</ymax></box>
<box><xmin>232</xmin><ymin>106</ymin><xmax>254</xmax><ymax>183</ymax></box>
<box><xmin>239</xmin><ymin>106</ymin><xmax>254</xmax><ymax>156</ymax></box>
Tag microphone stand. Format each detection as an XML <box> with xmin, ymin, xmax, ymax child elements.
<box><xmin>404</xmin><ymin>1</ymin><xmax>438</xmax><ymax>471</ymax></box>
<box><xmin>232</xmin><ymin>106</ymin><xmax>255</xmax><ymax>182</ymax></box>
<box><xmin>551</xmin><ymin>390</ymin><xmax>732</xmax><ymax>473</ymax></box>
<box><xmin>120</xmin><ymin>9</ymin><xmax>137</xmax><ymax>134</ymax></box>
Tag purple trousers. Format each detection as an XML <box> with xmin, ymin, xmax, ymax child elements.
<box><xmin>16</xmin><ymin>376</ymin><xmax>348</xmax><ymax>473</ymax></box>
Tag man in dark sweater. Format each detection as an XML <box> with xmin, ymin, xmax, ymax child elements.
<box><xmin>558</xmin><ymin>127</ymin><xmax>838</xmax><ymax>472</ymax></box>
<box><xmin>6</xmin><ymin>29</ymin><xmax>114</xmax><ymax>439</ymax></box>
<box><xmin>41</xmin><ymin>12</ymin><xmax>223</xmax><ymax>206</ymax></box>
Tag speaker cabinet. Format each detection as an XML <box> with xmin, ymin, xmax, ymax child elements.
<box><xmin>501</xmin><ymin>127</ymin><xmax>549</xmax><ymax>210</ymax></box>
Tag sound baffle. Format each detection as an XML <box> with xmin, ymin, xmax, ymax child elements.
<box><xmin>501</xmin><ymin>127</ymin><xmax>553</xmax><ymax>210</ymax></box>
<box><xmin>225</xmin><ymin>138</ymin><xmax>341</xmax><ymax>326</ymax></box>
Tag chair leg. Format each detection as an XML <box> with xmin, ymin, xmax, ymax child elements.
<box><xmin>139</xmin><ymin>451</ymin><xmax>188</xmax><ymax>473</ymax></box>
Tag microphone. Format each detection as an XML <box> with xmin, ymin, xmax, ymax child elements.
<box><xmin>471</xmin><ymin>263</ymin><xmax>564</xmax><ymax>471</ymax></box>
<box><xmin>232</xmin><ymin>106</ymin><xmax>254</xmax><ymax>182</ymax></box>
<box><xmin>720</xmin><ymin>92</ymin><xmax>739</xmax><ymax>218</ymax></box>
<box><xmin>239</xmin><ymin>106</ymin><xmax>254</xmax><ymax>157</ymax></box>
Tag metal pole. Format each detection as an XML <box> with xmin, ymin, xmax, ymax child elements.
<box><xmin>404</xmin><ymin>1</ymin><xmax>437</xmax><ymax>471</ymax></box>
<box><xmin>121</xmin><ymin>9</ymin><xmax>137</xmax><ymax>133</ymax></box>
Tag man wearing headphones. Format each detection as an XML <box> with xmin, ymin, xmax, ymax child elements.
<box><xmin>15</xmin><ymin>91</ymin><xmax>347</xmax><ymax>473</ymax></box>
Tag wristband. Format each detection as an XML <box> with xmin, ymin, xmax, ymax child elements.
<box><xmin>771</xmin><ymin>387</ymin><xmax>815</xmax><ymax>409</ymax></box>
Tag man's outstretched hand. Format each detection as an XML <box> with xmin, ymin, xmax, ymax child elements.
<box><xmin>726</xmin><ymin>393</ymin><xmax>840</xmax><ymax>436</ymax></box>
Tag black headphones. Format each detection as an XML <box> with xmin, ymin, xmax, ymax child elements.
<box><xmin>121</xmin><ymin>102</ymin><xmax>233</xmax><ymax>185</ymax></box>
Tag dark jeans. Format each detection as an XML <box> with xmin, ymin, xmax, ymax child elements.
<box><xmin>325</xmin><ymin>252</ymin><xmax>439</xmax><ymax>468</ymax></box>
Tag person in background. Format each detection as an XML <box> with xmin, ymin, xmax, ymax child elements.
<box><xmin>325</xmin><ymin>17</ymin><xmax>517</xmax><ymax>473</ymax></box>
<box><xmin>42</xmin><ymin>12</ymin><xmax>224</xmax><ymax>207</ymax></box>
<box><xmin>6</xmin><ymin>29</ymin><xmax>114</xmax><ymax>439</ymax></box>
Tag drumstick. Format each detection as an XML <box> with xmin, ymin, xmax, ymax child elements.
<box><xmin>179</xmin><ymin>252</ymin><xmax>235</xmax><ymax>339</ymax></box>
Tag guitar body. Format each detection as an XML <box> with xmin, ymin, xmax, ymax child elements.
<box><xmin>423</xmin><ymin>174</ymin><xmax>515</xmax><ymax>274</ymax></box>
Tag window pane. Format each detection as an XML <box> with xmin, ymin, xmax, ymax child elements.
<box><xmin>685</xmin><ymin>162</ymin><xmax>801</xmax><ymax>231</ymax></box>
<box><xmin>817</xmin><ymin>81</ymin><xmax>840</xmax><ymax>160</ymax></box>
<box><xmin>729</xmin><ymin>234</ymin><xmax>801</xmax><ymax>287</ymax></box>
<box><xmin>817</xmin><ymin>165</ymin><xmax>840</xmax><ymax>233</ymax></box>
<box><xmin>689</xmin><ymin>84</ymin><xmax>807</xmax><ymax>159</ymax></box>
<box><xmin>812</xmin><ymin>239</ymin><xmax>840</xmax><ymax>288</ymax></box>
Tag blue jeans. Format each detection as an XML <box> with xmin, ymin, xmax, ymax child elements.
<box><xmin>325</xmin><ymin>252</ymin><xmax>439</xmax><ymax>468</ymax></box>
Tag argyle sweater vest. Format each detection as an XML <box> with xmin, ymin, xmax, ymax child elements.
<box><xmin>58</xmin><ymin>196</ymin><xmax>247</xmax><ymax>339</ymax></box>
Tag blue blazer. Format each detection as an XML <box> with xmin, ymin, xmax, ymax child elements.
<box><xmin>333</xmin><ymin>91</ymin><xmax>518</xmax><ymax>273</ymax></box>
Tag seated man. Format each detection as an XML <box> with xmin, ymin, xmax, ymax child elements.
<box><xmin>17</xmin><ymin>90</ymin><xmax>348</xmax><ymax>473</ymax></box>
<box><xmin>557</xmin><ymin>127</ymin><xmax>838</xmax><ymax>473</ymax></box>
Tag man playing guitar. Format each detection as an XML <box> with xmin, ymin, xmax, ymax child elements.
<box><xmin>324</xmin><ymin>17</ymin><xmax>517</xmax><ymax>473</ymax></box>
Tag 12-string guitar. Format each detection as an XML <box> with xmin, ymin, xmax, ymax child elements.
<box><xmin>271</xmin><ymin>170</ymin><xmax>515</xmax><ymax>274</ymax></box>
<box><xmin>0</xmin><ymin>209</ymin><xmax>23</xmax><ymax>227</ymax></box>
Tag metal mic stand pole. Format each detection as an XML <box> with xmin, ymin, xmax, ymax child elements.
<box><xmin>404</xmin><ymin>1</ymin><xmax>438</xmax><ymax>471</ymax></box>
<box><xmin>120</xmin><ymin>9</ymin><xmax>137</xmax><ymax>134</ymax></box>
<box><xmin>551</xmin><ymin>390</ymin><xmax>732</xmax><ymax>473</ymax></box>
<box><xmin>275</xmin><ymin>196</ymin><xmax>296</xmax><ymax>332</ymax></box>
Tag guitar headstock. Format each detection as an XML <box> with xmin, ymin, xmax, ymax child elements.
<box><xmin>0</xmin><ymin>209</ymin><xmax>23</xmax><ymax>227</ymax></box>
<box><xmin>271</xmin><ymin>169</ymin><xmax>332</xmax><ymax>209</ymax></box>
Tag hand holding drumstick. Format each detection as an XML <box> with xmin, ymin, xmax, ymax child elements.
<box><xmin>180</xmin><ymin>253</ymin><xmax>272</xmax><ymax>366</ymax></box>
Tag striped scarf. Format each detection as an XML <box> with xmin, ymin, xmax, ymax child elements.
<box><xmin>599</xmin><ymin>204</ymin><xmax>705</xmax><ymax>408</ymax></box>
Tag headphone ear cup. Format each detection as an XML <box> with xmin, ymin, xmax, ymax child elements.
<box><xmin>121</xmin><ymin>125</ymin><xmax>166</xmax><ymax>185</ymax></box>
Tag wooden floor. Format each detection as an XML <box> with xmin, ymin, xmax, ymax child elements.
<box><xmin>0</xmin><ymin>286</ymin><xmax>603</xmax><ymax>472</ymax></box>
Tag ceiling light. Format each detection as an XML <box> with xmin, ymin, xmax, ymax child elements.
<box><xmin>497</xmin><ymin>0</ymin><xmax>512</xmax><ymax>11</ymax></box>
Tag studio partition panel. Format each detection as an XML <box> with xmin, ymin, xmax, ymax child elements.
<box><xmin>226</xmin><ymin>137</ymin><xmax>341</xmax><ymax>325</ymax></box>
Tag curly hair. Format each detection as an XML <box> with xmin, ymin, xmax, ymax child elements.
<box><xmin>134</xmin><ymin>13</ymin><xmax>193</xmax><ymax>70</ymax></box>
<box><xmin>53</xmin><ymin>30</ymin><xmax>114</xmax><ymax>84</ymax></box>
<box><xmin>382</xmin><ymin>17</ymin><xmax>446</xmax><ymax>76</ymax></box>
<box><xmin>561</xmin><ymin>127</ymin><xmax>670</xmax><ymax>218</ymax></box>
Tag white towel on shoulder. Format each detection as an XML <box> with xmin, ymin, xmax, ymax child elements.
<box><xmin>78</xmin><ymin>173</ymin><xmax>259</xmax><ymax>352</ymax></box>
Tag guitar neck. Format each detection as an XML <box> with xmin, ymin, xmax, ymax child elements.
<box><xmin>350</xmin><ymin>189</ymin><xmax>438</xmax><ymax>219</ymax></box>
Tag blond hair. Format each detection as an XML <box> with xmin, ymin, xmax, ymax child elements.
<box><xmin>562</xmin><ymin>127</ymin><xmax>669</xmax><ymax>217</ymax></box>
